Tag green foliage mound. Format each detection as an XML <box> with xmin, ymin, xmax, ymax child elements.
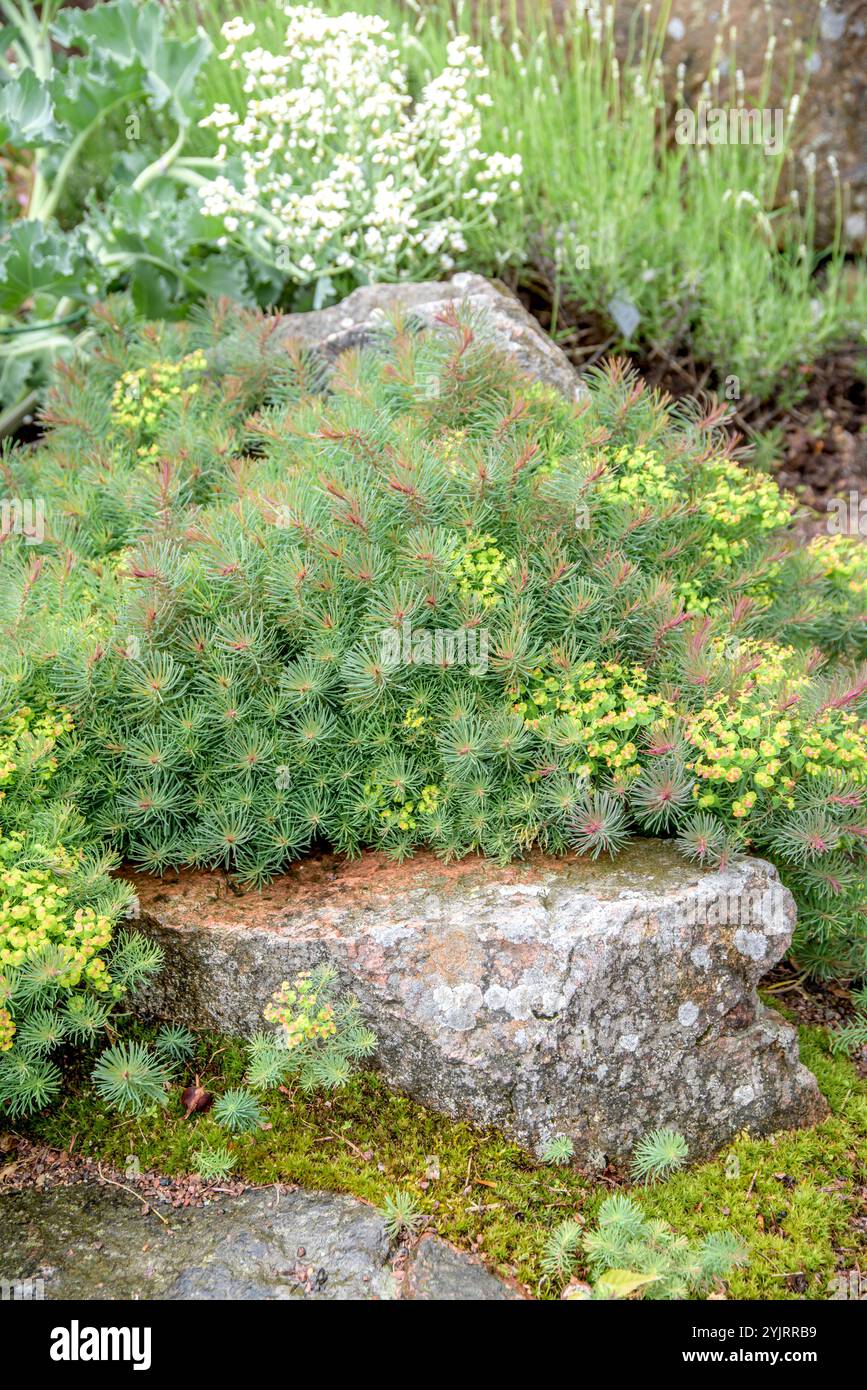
<box><xmin>0</xmin><ymin>699</ymin><xmax>162</xmax><ymax>1116</ymax></box>
<box><xmin>2</xmin><ymin>297</ymin><xmax>866</xmax><ymax>984</ymax></box>
<box><xmin>559</xmin><ymin>1193</ymin><xmax>748</xmax><ymax>1300</ymax></box>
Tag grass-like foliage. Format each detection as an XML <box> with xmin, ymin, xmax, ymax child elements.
<box><xmin>193</xmin><ymin>1142</ymin><xmax>237</xmax><ymax>1182</ymax></box>
<box><xmin>211</xmin><ymin>1086</ymin><xmax>263</xmax><ymax>1134</ymax></box>
<box><xmin>1</xmin><ymin>298</ymin><xmax>866</xmax><ymax>984</ymax></box>
<box><xmin>630</xmin><ymin>1127</ymin><xmax>689</xmax><ymax>1185</ymax></box>
<box><xmin>380</xmin><ymin>1189</ymin><xmax>427</xmax><ymax>1239</ymax></box>
<box><xmin>540</xmin><ymin>1134</ymin><xmax>576</xmax><ymax>1167</ymax></box>
<box><xmin>1</xmin><ymin>0</ymin><xmax>864</xmax><ymax>430</ymax></box>
<box><xmin>91</xmin><ymin>1039</ymin><xmax>171</xmax><ymax>1115</ymax></box>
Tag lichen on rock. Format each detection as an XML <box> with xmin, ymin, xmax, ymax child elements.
<box><xmin>130</xmin><ymin>840</ymin><xmax>827</xmax><ymax>1167</ymax></box>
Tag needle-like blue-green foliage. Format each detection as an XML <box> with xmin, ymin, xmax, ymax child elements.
<box><xmin>380</xmin><ymin>1189</ymin><xmax>426</xmax><ymax>1238</ymax></box>
<box><xmin>579</xmin><ymin>1194</ymin><xmax>748</xmax><ymax>1300</ymax></box>
<box><xmin>154</xmin><ymin>1023</ymin><xmax>196</xmax><ymax>1066</ymax></box>
<box><xmin>540</xmin><ymin>1134</ymin><xmax>576</xmax><ymax>1167</ymax></box>
<box><xmin>91</xmin><ymin>1040</ymin><xmax>171</xmax><ymax>1115</ymax></box>
<box><xmin>630</xmin><ymin>1127</ymin><xmax>689</xmax><ymax>1184</ymax></box>
<box><xmin>0</xmin><ymin>696</ymin><xmax>164</xmax><ymax>1119</ymax></box>
<box><xmin>212</xmin><ymin>1086</ymin><xmax>263</xmax><ymax>1134</ymax></box>
<box><xmin>193</xmin><ymin>1143</ymin><xmax>237</xmax><ymax>1182</ymax></box>
<box><xmin>547</xmin><ymin>1192</ymin><xmax>748</xmax><ymax>1299</ymax></box>
<box><xmin>1</xmin><ymin>296</ymin><xmax>865</xmax><ymax>982</ymax></box>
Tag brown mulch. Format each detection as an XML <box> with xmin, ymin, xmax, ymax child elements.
<box><xmin>773</xmin><ymin>346</ymin><xmax>867</xmax><ymax>529</ymax></box>
<box><xmin>761</xmin><ymin>962</ymin><xmax>867</xmax><ymax>1080</ymax></box>
<box><xmin>0</xmin><ymin>1132</ymin><xmax>250</xmax><ymax>1208</ymax></box>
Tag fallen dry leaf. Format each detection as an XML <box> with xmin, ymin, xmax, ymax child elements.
<box><xmin>181</xmin><ymin>1075</ymin><xmax>213</xmax><ymax>1118</ymax></box>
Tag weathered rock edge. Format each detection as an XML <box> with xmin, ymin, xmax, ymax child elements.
<box><xmin>129</xmin><ymin>841</ymin><xmax>827</xmax><ymax>1166</ymax></box>
<box><xmin>273</xmin><ymin>270</ymin><xmax>588</xmax><ymax>403</ymax></box>
<box><xmin>0</xmin><ymin>1183</ymin><xmax>522</xmax><ymax>1301</ymax></box>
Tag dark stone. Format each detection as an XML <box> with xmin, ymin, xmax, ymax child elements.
<box><xmin>0</xmin><ymin>1183</ymin><xmax>522</xmax><ymax>1301</ymax></box>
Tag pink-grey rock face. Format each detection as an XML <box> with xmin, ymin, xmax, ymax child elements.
<box><xmin>129</xmin><ymin>841</ymin><xmax>827</xmax><ymax>1167</ymax></box>
<box><xmin>274</xmin><ymin>272</ymin><xmax>588</xmax><ymax>403</ymax></box>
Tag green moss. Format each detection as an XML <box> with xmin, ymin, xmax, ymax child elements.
<box><xmin>636</xmin><ymin>1029</ymin><xmax>867</xmax><ymax>1300</ymax></box>
<box><xmin>20</xmin><ymin>1024</ymin><xmax>866</xmax><ymax>1299</ymax></box>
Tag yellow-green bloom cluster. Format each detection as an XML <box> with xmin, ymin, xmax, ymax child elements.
<box><xmin>0</xmin><ymin>703</ymin><xmax>73</xmax><ymax>801</ymax></box>
<box><xmin>685</xmin><ymin>695</ymin><xmax>867</xmax><ymax>820</ymax></box>
<box><xmin>0</xmin><ymin>1004</ymin><xmax>14</xmax><ymax>1051</ymax></box>
<box><xmin>697</xmin><ymin>457</ymin><xmax>794</xmax><ymax>563</ymax></box>
<box><xmin>599</xmin><ymin>446</ymin><xmax>679</xmax><ymax>509</ymax></box>
<box><xmin>363</xmin><ymin>777</ymin><xmax>440</xmax><ymax>833</ymax></box>
<box><xmin>513</xmin><ymin>660</ymin><xmax>675</xmax><ymax>779</ymax></box>
<box><xmin>264</xmin><ymin>973</ymin><xmax>337</xmax><ymax>1049</ymax></box>
<box><xmin>808</xmin><ymin>534</ymin><xmax>867</xmax><ymax>598</ymax></box>
<box><xmin>676</xmin><ymin>460</ymin><xmax>793</xmax><ymax>611</ymax></box>
<box><xmin>402</xmin><ymin>705</ymin><xmax>427</xmax><ymax>733</ymax></box>
<box><xmin>111</xmin><ymin>350</ymin><xmax>207</xmax><ymax>457</ymax></box>
<box><xmin>713</xmin><ymin>637</ymin><xmax>811</xmax><ymax>693</ymax></box>
<box><xmin>511</xmin><ymin>645</ymin><xmax>867</xmax><ymax>828</ymax></box>
<box><xmin>521</xmin><ymin>381</ymin><xmax>582</xmax><ymax>472</ymax></box>
<box><xmin>450</xmin><ymin>532</ymin><xmax>514</xmax><ymax>608</ymax></box>
<box><xmin>437</xmin><ymin>428</ymin><xmax>468</xmax><ymax>477</ymax></box>
<box><xmin>0</xmin><ymin>841</ymin><xmax>113</xmax><ymax>989</ymax></box>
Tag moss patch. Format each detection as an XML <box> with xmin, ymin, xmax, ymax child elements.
<box><xmin>18</xmin><ymin>1025</ymin><xmax>866</xmax><ymax>1300</ymax></box>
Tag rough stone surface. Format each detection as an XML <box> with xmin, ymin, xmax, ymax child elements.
<box><xmin>129</xmin><ymin>841</ymin><xmax>827</xmax><ymax>1166</ymax></box>
<box><xmin>0</xmin><ymin>1183</ymin><xmax>522</xmax><ymax>1301</ymax></box>
<box><xmin>274</xmin><ymin>271</ymin><xmax>588</xmax><ymax>402</ymax></box>
<box><xmin>401</xmin><ymin>1234</ymin><xmax>520</xmax><ymax>1300</ymax></box>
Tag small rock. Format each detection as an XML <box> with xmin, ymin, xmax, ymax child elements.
<box><xmin>0</xmin><ymin>1184</ymin><xmax>521</xmax><ymax>1302</ymax></box>
<box><xmin>274</xmin><ymin>273</ymin><xmax>587</xmax><ymax>404</ymax></box>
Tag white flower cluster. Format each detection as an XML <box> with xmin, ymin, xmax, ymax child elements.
<box><xmin>199</xmin><ymin>6</ymin><xmax>522</xmax><ymax>285</ymax></box>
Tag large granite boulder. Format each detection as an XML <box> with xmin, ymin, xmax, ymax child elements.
<box><xmin>0</xmin><ymin>1183</ymin><xmax>521</xmax><ymax>1301</ymax></box>
<box><xmin>129</xmin><ymin>841</ymin><xmax>826</xmax><ymax>1167</ymax></box>
<box><xmin>273</xmin><ymin>271</ymin><xmax>587</xmax><ymax>403</ymax></box>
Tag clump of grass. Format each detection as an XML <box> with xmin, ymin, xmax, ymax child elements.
<box><xmin>193</xmin><ymin>1143</ymin><xmax>237</xmax><ymax>1182</ymax></box>
<box><xmin>154</xmin><ymin>1024</ymin><xmax>196</xmax><ymax>1066</ymax></box>
<box><xmin>380</xmin><ymin>1190</ymin><xmax>427</xmax><ymax>1239</ymax></box>
<box><xmin>191</xmin><ymin>0</ymin><xmax>867</xmax><ymax>402</ymax></box>
<box><xmin>630</xmin><ymin>1127</ymin><xmax>689</xmax><ymax>1184</ymax></box>
<box><xmin>540</xmin><ymin>1134</ymin><xmax>575</xmax><ymax>1167</ymax></box>
<box><xmin>211</xmin><ymin>1087</ymin><xmax>263</xmax><ymax>1134</ymax></box>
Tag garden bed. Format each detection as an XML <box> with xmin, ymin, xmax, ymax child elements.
<box><xmin>7</xmin><ymin>1018</ymin><xmax>866</xmax><ymax>1300</ymax></box>
<box><xmin>1</xmin><ymin>0</ymin><xmax>866</xmax><ymax>1309</ymax></box>
<box><xmin>514</xmin><ymin>276</ymin><xmax>867</xmax><ymax>528</ymax></box>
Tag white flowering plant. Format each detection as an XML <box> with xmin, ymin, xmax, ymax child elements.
<box><xmin>0</xmin><ymin>0</ymin><xmax>522</xmax><ymax>421</ymax></box>
<box><xmin>193</xmin><ymin>7</ymin><xmax>522</xmax><ymax>302</ymax></box>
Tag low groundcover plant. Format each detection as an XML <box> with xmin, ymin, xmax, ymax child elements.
<box><xmin>1</xmin><ymin>296</ymin><xmax>865</xmax><ymax>1007</ymax></box>
<box><xmin>555</xmin><ymin>1193</ymin><xmax>748</xmax><ymax>1301</ymax></box>
<box><xmin>0</xmin><ymin>697</ymin><xmax>163</xmax><ymax>1115</ymax></box>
